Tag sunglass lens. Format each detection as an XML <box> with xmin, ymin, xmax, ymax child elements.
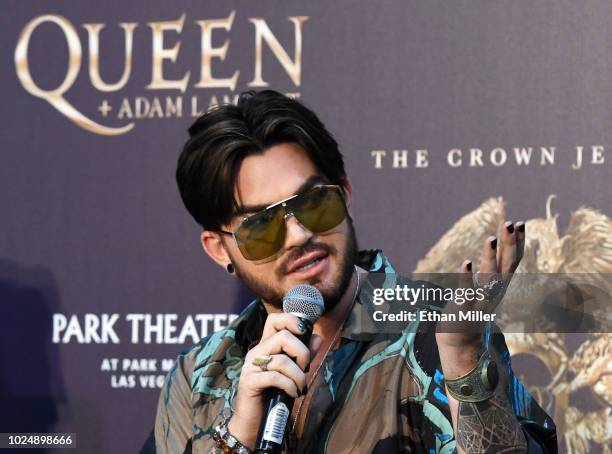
<box><xmin>293</xmin><ymin>187</ymin><xmax>347</xmax><ymax>233</ymax></box>
<box><xmin>234</xmin><ymin>206</ymin><xmax>286</xmax><ymax>260</ymax></box>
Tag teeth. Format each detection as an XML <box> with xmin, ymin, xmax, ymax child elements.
<box><xmin>295</xmin><ymin>258</ymin><xmax>321</xmax><ymax>272</ymax></box>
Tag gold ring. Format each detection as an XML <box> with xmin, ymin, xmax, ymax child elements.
<box><xmin>251</xmin><ymin>355</ymin><xmax>273</xmax><ymax>371</ymax></box>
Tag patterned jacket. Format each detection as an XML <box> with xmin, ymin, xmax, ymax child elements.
<box><xmin>154</xmin><ymin>250</ymin><xmax>557</xmax><ymax>453</ymax></box>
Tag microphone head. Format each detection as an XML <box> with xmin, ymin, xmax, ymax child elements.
<box><xmin>283</xmin><ymin>284</ymin><xmax>325</xmax><ymax>323</ymax></box>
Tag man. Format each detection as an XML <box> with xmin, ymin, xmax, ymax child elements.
<box><xmin>154</xmin><ymin>90</ymin><xmax>557</xmax><ymax>453</ymax></box>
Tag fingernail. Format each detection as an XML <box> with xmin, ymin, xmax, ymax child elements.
<box><xmin>305</xmin><ymin>363</ymin><xmax>310</xmax><ymax>373</ymax></box>
<box><xmin>297</xmin><ymin>389</ymin><xmax>302</xmax><ymax>397</ymax></box>
<box><xmin>298</xmin><ymin>321</ymin><xmax>307</xmax><ymax>333</ymax></box>
<box><xmin>505</xmin><ymin>222</ymin><xmax>514</xmax><ymax>234</ymax></box>
<box><xmin>466</xmin><ymin>261</ymin><xmax>472</xmax><ymax>272</ymax></box>
<box><xmin>303</xmin><ymin>385</ymin><xmax>308</xmax><ymax>395</ymax></box>
<box><xmin>489</xmin><ymin>236</ymin><xmax>497</xmax><ymax>250</ymax></box>
<box><xmin>518</xmin><ymin>222</ymin><xmax>525</xmax><ymax>233</ymax></box>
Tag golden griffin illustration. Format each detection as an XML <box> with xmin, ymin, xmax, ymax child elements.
<box><xmin>414</xmin><ymin>196</ymin><xmax>612</xmax><ymax>453</ymax></box>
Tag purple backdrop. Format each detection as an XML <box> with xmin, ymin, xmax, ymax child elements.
<box><xmin>1</xmin><ymin>1</ymin><xmax>611</xmax><ymax>452</ymax></box>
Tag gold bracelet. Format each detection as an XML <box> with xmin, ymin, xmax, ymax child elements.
<box><xmin>444</xmin><ymin>351</ymin><xmax>499</xmax><ymax>403</ymax></box>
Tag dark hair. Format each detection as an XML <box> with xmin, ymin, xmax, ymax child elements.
<box><xmin>176</xmin><ymin>90</ymin><xmax>347</xmax><ymax>230</ymax></box>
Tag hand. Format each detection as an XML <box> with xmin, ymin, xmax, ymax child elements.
<box><xmin>227</xmin><ymin>313</ymin><xmax>322</xmax><ymax>449</ymax></box>
<box><xmin>436</xmin><ymin>220</ymin><xmax>525</xmax><ymax>351</ymax></box>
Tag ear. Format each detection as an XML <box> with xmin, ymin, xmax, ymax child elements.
<box><xmin>342</xmin><ymin>178</ymin><xmax>353</xmax><ymax>211</ymax></box>
<box><xmin>200</xmin><ymin>230</ymin><xmax>232</xmax><ymax>269</ymax></box>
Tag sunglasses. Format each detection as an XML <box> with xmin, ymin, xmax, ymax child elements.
<box><xmin>219</xmin><ymin>185</ymin><xmax>348</xmax><ymax>261</ymax></box>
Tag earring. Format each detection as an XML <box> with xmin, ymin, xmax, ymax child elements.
<box><xmin>226</xmin><ymin>263</ymin><xmax>235</xmax><ymax>274</ymax></box>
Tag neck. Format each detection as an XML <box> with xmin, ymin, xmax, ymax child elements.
<box><xmin>261</xmin><ymin>268</ymin><xmax>360</xmax><ymax>340</ymax></box>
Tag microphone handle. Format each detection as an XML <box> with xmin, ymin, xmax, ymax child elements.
<box><xmin>254</xmin><ymin>316</ymin><xmax>313</xmax><ymax>453</ymax></box>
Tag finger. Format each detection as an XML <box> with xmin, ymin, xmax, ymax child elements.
<box><xmin>455</xmin><ymin>259</ymin><xmax>474</xmax><ymax>308</ymax></box>
<box><xmin>460</xmin><ymin>259</ymin><xmax>473</xmax><ymax>273</ymax></box>
<box><xmin>515</xmin><ymin>221</ymin><xmax>525</xmax><ymax>263</ymax></box>
<box><xmin>252</xmin><ymin>329</ymin><xmax>311</xmax><ymax>370</ymax></box>
<box><xmin>255</xmin><ymin>354</ymin><xmax>307</xmax><ymax>391</ymax></box>
<box><xmin>478</xmin><ymin>235</ymin><xmax>498</xmax><ymax>277</ymax></box>
<box><xmin>309</xmin><ymin>334</ymin><xmax>323</xmax><ymax>358</ymax></box>
<box><xmin>498</xmin><ymin>220</ymin><xmax>517</xmax><ymax>275</ymax></box>
<box><xmin>249</xmin><ymin>370</ymin><xmax>301</xmax><ymax>398</ymax></box>
<box><xmin>261</xmin><ymin>313</ymin><xmax>307</xmax><ymax>341</ymax></box>
<box><xmin>459</xmin><ymin>258</ymin><xmax>473</xmax><ymax>286</ymax></box>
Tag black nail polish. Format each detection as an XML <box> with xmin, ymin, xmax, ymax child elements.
<box><xmin>506</xmin><ymin>223</ymin><xmax>514</xmax><ymax>234</ymax></box>
<box><xmin>298</xmin><ymin>321</ymin><xmax>307</xmax><ymax>333</ymax></box>
<box><xmin>466</xmin><ymin>261</ymin><xmax>472</xmax><ymax>272</ymax></box>
<box><xmin>490</xmin><ymin>237</ymin><xmax>497</xmax><ymax>249</ymax></box>
<box><xmin>303</xmin><ymin>385</ymin><xmax>308</xmax><ymax>395</ymax></box>
<box><xmin>297</xmin><ymin>389</ymin><xmax>302</xmax><ymax>397</ymax></box>
<box><xmin>305</xmin><ymin>363</ymin><xmax>310</xmax><ymax>373</ymax></box>
<box><xmin>518</xmin><ymin>223</ymin><xmax>525</xmax><ymax>233</ymax></box>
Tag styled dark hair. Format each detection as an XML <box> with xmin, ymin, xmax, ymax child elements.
<box><xmin>176</xmin><ymin>90</ymin><xmax>347</xmax><ymax>230</ymax></box>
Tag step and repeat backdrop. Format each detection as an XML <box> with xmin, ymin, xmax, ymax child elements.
<box><xmin>1</xmin><ymin>1</ymin><xmax>611</xmax><ymax>452</ymax></box>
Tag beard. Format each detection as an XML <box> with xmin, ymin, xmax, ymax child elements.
<box><xmin>232</xmin><ymin>218</ymin><xmax>359</xmax><ymax>312</ymax></box>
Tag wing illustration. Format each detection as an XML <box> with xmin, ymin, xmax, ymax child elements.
<box><xmin>560</xmin><ymin>207</ymin><xmax>612</xmax><ymax>330</ymax></box>
<box><xmin>564</xmin><ymin>407</ymin><xmax>612</xmax><ymax>454</ymax></box>
<box><xmin>568</xmin><ymin>333</ymin><xmax>612</xmax><ymax>405</ymax></box>
<box><xmin>413</xmin><ymin>197</ymin><xmax>506</xmax><ymax>273</ymax></box>
<box><xmin>561</xmin><ymin>207</ymin><xmax>612</xmax><ymax>274</ymax></box>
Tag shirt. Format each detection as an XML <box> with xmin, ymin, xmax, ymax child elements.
<box><xmin>154</xmin><ymin>250</ymin><xmax>557</xmax><ymax>453</ymax></box>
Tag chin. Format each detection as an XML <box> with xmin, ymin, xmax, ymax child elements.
<box><xmin>284</xmin><ymin>265</ymin><xmax>339</xmax><ymax>297</ymax></box>
<box><xmin>315</xmin><ymin>273</ymin><xmax>349</xmax><ymax>308</ymax></box>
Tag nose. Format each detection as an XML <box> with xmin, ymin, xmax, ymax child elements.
<box><xmin>283</xmin><ymin>214</ymin><xmax>313</xmax><ymax>249</ymax></box>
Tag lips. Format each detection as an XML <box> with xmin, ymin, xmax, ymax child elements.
<box><xmin>286</xmin><ymin>250</ymin><xmax>329</xmax><ymax>274</ymax></box>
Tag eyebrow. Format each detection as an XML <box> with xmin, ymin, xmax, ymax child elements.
<box><xmin>235</xmin><ymin>175</ymin><xmax>329</xmax><ymax>216</ymax></box>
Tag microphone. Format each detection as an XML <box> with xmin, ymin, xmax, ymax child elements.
<box><xmin>254</xmin><ymin>284</ymin><xmax>325</xmax><ymax>453</ymax></box>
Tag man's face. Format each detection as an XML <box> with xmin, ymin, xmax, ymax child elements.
<box><xmin>221</xmin><ymin>142</ymin><xmax>357</xmax><ymax>309</ymax></box>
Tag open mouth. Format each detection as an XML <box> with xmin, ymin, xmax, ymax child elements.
<box><xmin>294</xmin><ymin>257</ymin><xmax>324</xmax><ymax>272</ymax></box>
<box><xmin>286</xmin><ymin>250</ymin><xmax>329</xmax><ymax>276</ymax></box>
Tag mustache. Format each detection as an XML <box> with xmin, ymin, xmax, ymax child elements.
<box><xmin>277</xmin><ymin>240</ymin><xmax>336</xmax><ymax>274</ymax></box>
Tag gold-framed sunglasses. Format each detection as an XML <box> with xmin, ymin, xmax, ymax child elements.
<box><xmin>219</xmin><ymin>185</ymin><xmax>347</xmax><ymax>261</ymax></box>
